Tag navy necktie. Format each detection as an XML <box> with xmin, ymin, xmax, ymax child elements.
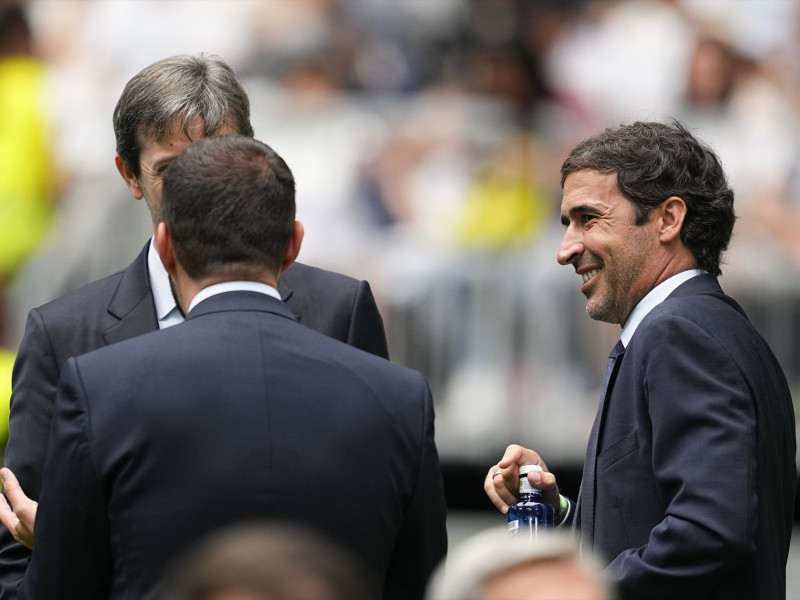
<box><xmin>575</xmin><ymin>339</ymin><xmax>625</xmax><ymax>549</ymax></box>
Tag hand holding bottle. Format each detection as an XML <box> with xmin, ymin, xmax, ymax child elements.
<box><xmin>484</xmin><ymin>444</ymin><xmax>561</xmax><ymax>514</ymax></box>
<box><xmin>507</xmin><ymin>465</ymin><xmax>554</xmax><ymax>539</ymax></box>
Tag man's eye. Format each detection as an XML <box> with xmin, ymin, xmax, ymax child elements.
<box><xmin>581</xmin><ymin>214</ymin><xmax>596</xmax><ymax>224</ymax></box>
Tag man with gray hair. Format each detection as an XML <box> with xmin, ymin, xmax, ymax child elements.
<box><xmin>0</xmin><ymin>53</ymin><xmax>389</xmax><ymax>599</ymax></box>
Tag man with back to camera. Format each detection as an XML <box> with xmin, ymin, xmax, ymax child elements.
<box><xmin>15</xmin><ymin>134</ymin><xmax>447</xmax><ymax>599</ymax></box>
<box><xmin>484</xmin><ymin>121</ymin><xmax>796</xmax><ymax>599</ymax></box>
<box><xmin>0</xmin><ymin>53</ymin><xmax>389</xmax><ymax>598</ymax></box>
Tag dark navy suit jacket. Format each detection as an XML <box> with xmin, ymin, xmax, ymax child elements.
<box><xmin>19</xmin><ymin>291</ymin><xmax>445</xmax><ymax>600</ymax></box>
<box><xmin>580</xmin><ymin>274</ymin><xmax>796</xmax><ymax>599</ymax></box>
<box><xmin>1</xmin><ymin>243</ymin><xmax>390</xmax><ymax>598</ymax></box>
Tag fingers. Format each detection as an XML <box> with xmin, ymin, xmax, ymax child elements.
<box><xmin>529</xmin><ymin>468</ymin><xmax>561</xmax><ymax>507</ymax></box>
<box><xmin>0</xmin><ymin>489</ymin><xmax>20</xmax><ymax>537</ymax></box>
<box><xmin>485</xmin><ymin>445</ymin><xmax>558</xmax><ymax>514</ymax></box>
<box><xmin>1</xmin><ymin>468</ymin><xmax>25</xmax><ymax>508</ymax></box>
<box><xmin>484</xmin><ymin>464</ymin><xmax>516</xmax><ymax>514</ymax></box>
<box><xmin>484</xmin><ymin>444</ymin><xmax>534</xmax><ymax>514</ymax></box>
<box><xmin>0</xmin><ymin>468</ymin><xmax>36</xmax><ymax>549</ymax></box>
<box><xmin>497</xmin><ymin>444</ymin><xmax>546</xmax><ymax>471</ymax></box>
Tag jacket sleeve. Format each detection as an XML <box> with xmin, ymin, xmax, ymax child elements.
<box><xmin>0</xmin><ymin>309</ymin><xmax>60</xmax><ymax>600</ymax></box>
<box><xmin>381</xmin><ymin>374</ymin><xmax>447</xmax><ymax>599</ymax></box>
<box><xmin>346</xmin><ymin>280</ymin><xmax>390</xmax><ymax>360</ymax></box>
<box><xmin>20</xmin><ymin>358</ymin><xmax>112</xmax><ymax>600</ymax></box>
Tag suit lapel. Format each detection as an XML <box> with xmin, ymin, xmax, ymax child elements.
<box><xmin>578</xmin><ymin>340</ymin><xmax>625</xmax><ymax>550</ymax></box>
<box><xmin>103</xmin><ymin>242</ymin><xmax>159</xmax><ymax>346</ymax></box>
<box><xmin>277</xmin><ymin>269</ymin><xmax>301</xmax><ymax>323</ymax></box>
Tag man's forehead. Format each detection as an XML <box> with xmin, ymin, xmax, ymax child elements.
<box><xmin>136</xmin><ymin>118</ymin><xmax>238</xmax><ymax>164</ymax></box>
<box><xmin>563</xmin><ymin>169</ymin><xmax>618</xmax><ymax>192</ymax></box>
<box><xmin>560</xmin><ymin>171</ymin><xmax>630</xmax><ymax>219</ymax></box>
<box><xmin>138</xmin><ymin>115</ymin><xmax>205</xmax><ymax>144</ymax></box>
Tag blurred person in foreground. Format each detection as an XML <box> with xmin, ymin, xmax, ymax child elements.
<box><xmin>484</xmin><ymin>121</ymin><xmax>796</xmax><ymax>599</ymax></box>
<box><xmin>156</xmin><ymin>520</ymin><xmax>372</xmax><ymax>600</ymax></box>
<box><xmin>426</xmin><ymin>527</ymin><xmax>613</xmax><ymax>600</ymax></box>
<box><xmin>0</xmin><ymin>52</ymin><xmax>389</xmax><ymax>599</ymax></box>
<box><xmin>11</xmin><ymin>134</ymin><xmax>446</xmax><ymax>599</ymax></box>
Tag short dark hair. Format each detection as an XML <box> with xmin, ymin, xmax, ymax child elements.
<box><xmin>161</xmin><ymin>135</ymin><xmax>295</xmax><ymax>281</ymax></box>
<box><xmin>113</xmin><ymin>53</ymin><xmax>254</xmax><ymax>177</ymax></box>
<box><xmin>156</xmin><ymin>521</ymin><xmax>371</xmax><ymax>600</ymax></box>
<box><xmin>561</xmin><ymin>120</ymin><xmax>736</xmax><ymax>276</ymax></box>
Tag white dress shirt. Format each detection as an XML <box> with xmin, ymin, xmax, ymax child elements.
<box><xmin>620</xmin><ymin>269</ymin><xmax>705</xmax><ymax>348</ymax></box>
<box><xmin>188</xmin><ymin>280</ymin><xmax>281</xmax><ymax>313</ymax></box>
<box><xmin>147</xmin><ymin>239</ymin><xmax>183</xmax><ymax>330</ymax></box>
<box><xmin>147</xmin><ymin>239</ymin><xmax>281</xmax><ymax>326</ymax></box>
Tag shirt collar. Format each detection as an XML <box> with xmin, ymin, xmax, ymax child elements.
<box><xmin>620</xmin><ymin>269</ymin><xmax>705</xmax><ymax>347</ymax></box>
<box><xmin>188</xmin><ymin>281</ymin><xmax>281</xmax><ymax>314</ymax></box>
<box><xmin>148</xmin><ymin>239</ymin><xmax>281</xmax><ymax>323</ymax></box>
<box><xmin>147</xmin><ymin>238</ymin><xmax>181</xmax><ymax>326</ymax></box>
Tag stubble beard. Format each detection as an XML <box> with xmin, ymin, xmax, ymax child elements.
<box><xmin>584</xmin><ymin>271</ymin><xmax>639</xmax><ymax>325</ymax></box>
<box><xmin>584</xmin><ymin>230</ymin><xmax>652</xmax><ymax>326</ymax></box>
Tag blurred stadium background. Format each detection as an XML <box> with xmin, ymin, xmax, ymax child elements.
<box><xmin>2</xmin><ymin>0</ymin><xmax>800</xmax><ymax>593</ymax></box>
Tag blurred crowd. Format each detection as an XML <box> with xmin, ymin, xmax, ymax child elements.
<box><xmin>2</xmin><ymin>0</ymin><xmax>800</xmax><ymax>462</ymax></box>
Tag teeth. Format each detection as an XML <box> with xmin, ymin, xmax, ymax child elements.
<box><xmin>582</xmin><ymin>269</ymin><xmax>599</xmax><ymax>283</ymax></box>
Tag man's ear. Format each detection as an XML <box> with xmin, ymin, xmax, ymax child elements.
<box><xmin>115</xmin><ymin>154</ymin><xmax>144</xmax><ymax>200</ymax></box>
<box><xmin>658</xmin><ymin>196</ymin><xmax>687</xmax><ymax>244</ymax></box>
<box><xmin>155</xmin><ymin>222</ymin><xmax>176</xmax><ymax>276</ymax></box>
<box><xmin>280</xmin><ymin>221</ymin><xmax>305</xmax><ymax>274</ymax></box>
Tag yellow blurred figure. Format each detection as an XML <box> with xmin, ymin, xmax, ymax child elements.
<box><xmin>0</xmin><ymin>348</ymin><xmax>12</xmax><ymax>447</ymax></box>
<box><xmin>458</xmin><ymin>172</ymin><xmax>550</xmax><ymax>249</ymax></box>
<box><xmin>0</xmin><ymin>54</ymin><xmax>55</xmax><ymax>280</ymax></box>
<box><xmin>457</xmin><ymin>136</ymin><xmax>552</xmax><ymax>250</ymax></box>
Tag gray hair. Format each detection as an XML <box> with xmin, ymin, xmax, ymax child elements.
<box><xmin>113</xmin><ymin>53</ymin><xmax>254</xmax><ymax>177</ymax></box>
<box><xmin>425</xmin><ymin>527</ymin><xmax>615</xmax><ymax>600</ymax></box>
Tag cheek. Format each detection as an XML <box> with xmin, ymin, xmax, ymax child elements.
<box><xmin>146</xmin><ymin>179</ymin><xmax>164</xmax><ymax>203</ymax></box>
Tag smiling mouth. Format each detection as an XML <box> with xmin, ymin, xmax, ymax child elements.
<box><xmin>581</xmin><ymin>269</ymin><xmax>600</xmax><ymax>284</ymax></box>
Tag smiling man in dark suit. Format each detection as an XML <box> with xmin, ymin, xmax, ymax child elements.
<box><xmin>485</xmin><ymin>121</ymin><xmax>796</xmax><ymax>599</ymax></box>
<box><xmin>16</xmin><ymin>134</ymin><xmax>446</xmax><ymax>600</ymax></box>
<box><xmin>0</xmin><ymin>53</ymin><xmax>389</xmax><ymax>599</ymax></box>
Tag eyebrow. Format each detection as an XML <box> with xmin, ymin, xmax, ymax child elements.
<box><xmin>561</xmin><ymin>203</ymin><xmax>598</xmax><ymax>226</ymax></box>
<box><xmin>150</xmin><ymin>156</ymin><xmax>175</xmax><ymax>173</ymax></box>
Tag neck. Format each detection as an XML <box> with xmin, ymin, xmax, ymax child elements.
<box><xmin>173</xmin><ymin>272</ymin><xmax>280</xmax><ymax>315</ymax></box>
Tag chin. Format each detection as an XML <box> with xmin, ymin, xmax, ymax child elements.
<box><xmin>586</xmin><ymin>301</ymin><xmax>616</xmax><ymax>325</ymax></box>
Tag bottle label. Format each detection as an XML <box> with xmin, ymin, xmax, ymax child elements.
<box><xmin>508</xmin><ymin>514</ymin><xmax>542</xmax><ymax>538</ymax></box>
<box><xmin>507</xmin><ymin>499</ymin><xmax>555</xmax><ymax>538</ymax></box>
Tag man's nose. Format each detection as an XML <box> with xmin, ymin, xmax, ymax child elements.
<box><xmin>557</xmin><ymin>226</ymin><xmax>583</xmax><ymax>266</ymax></box>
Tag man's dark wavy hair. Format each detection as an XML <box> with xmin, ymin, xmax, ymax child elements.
<box><xmin>561</xmin><ymin>120</ymin><xmax>736</xmax><ymax>276</ymax></box>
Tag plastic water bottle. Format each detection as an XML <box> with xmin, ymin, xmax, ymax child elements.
<box><xmin>507</xmin><ymin>465</ymin><xmax>554</xmax><ymax>539</ymax></box>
